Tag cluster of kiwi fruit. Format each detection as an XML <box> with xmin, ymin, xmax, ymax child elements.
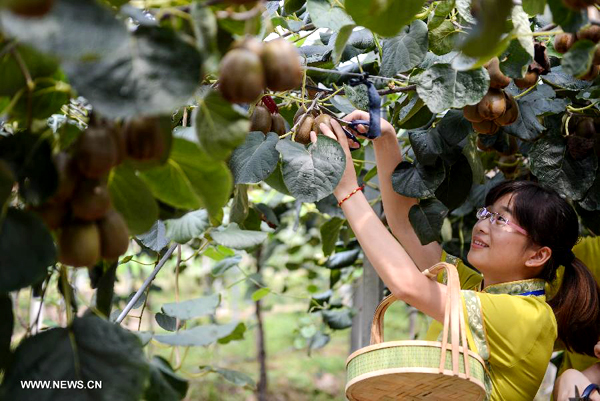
<box><xmin>249</xmin><ymin>103</ymin><xmax>287</xmax><ymax>136</ymax></box>
<box><xmin>291</xmin><ymin>106</ymin><xmax>334</xmax><ymax>145</ymax></box>
<box><xmin>554</xmin><ymin>25</ymin><xmax>600</xmax><ymax>80</ymax></box>
<box><xmin>462</xmin><ymin>58</ymin><xmax>521</xmax><ymax>135</ymax></box>
<box><xmin>566</xmin><ymin>116</ymin><xmax>600</xmax><ymax>160</ymax></box>
<box><xmin>33</xmin><ymin>117</ymin><xmax>170</xmax><ymax>268</ymax></box>
<box><xmin>219</xmin><ymin>37</ymin><xmax>303</xmax><ymax>104</ymax></box>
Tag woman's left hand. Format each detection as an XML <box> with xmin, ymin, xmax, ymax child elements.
<box><xmin>310</xmin><ymin>120</ymin><xmax>359</xmax><ymax>201</ymax></box>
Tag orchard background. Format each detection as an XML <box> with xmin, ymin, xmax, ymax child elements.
<box><xmin>0</xmin><ymin>0</ymin><xmax>599</xmax><ymax>400</ymax></box>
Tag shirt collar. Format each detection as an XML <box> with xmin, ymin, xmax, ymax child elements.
<box><xmin>478</xmin><ymin>278</ymin><xmax>546</xmax><ymax>298</ymax></box>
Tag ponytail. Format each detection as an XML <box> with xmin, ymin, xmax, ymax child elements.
<box><xmin>548</xmin><ymin>257</ymin><xmax>600</xmax><ymax>356</ymax></box>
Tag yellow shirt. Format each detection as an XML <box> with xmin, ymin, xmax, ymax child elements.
<box><xmin>551</xmin><ymin>236</ymin><xmax>600</xmax><ymax>375</ymax></box>
<box><xmin>425</xmin><ymin>251</ymin><xmax>557</xmax><ymax>401</ymax></box>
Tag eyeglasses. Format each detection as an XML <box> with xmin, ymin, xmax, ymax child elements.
<box><xmin>476</xmin><ymin>207</ymin><xmax>528</xmax><ymax>236</ymax></box>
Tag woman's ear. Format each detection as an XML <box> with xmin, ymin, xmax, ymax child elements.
<box><xmin>525</xmin><ymin>246</ymin><xmax>552</xmax><ymax>269</ymax></box>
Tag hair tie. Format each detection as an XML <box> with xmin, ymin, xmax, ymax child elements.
<box><xmin>562</xmin><ymin>250</ymin><xmax>576</xmax><ymax>266</ymax></box>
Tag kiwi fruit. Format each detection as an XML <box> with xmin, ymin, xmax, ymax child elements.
<box><xmin>576</xmin><ymin>118</ymin><xmax>596</xmax><ymax>139</ymax></box>
<box><xmin>250</xmin><ymin>105</ymin><xmax>272</xmax><ymax>134</ymax></box>
<box><xmin>580</xmin><ymin>64</ymin><xmax>600</xmax><ymax>81</ymax></box>
<box><xmin>476</xmin><ymin>137</ymin><xmax>494</xmax><ymax>152</ymax></box>
<box><xmin>32</xmin><ymin>202</ymin><xmax>67</xmax><ymax>230</ymax></box>
<box><xmin>472</xmin><ymin>120</ymin><xmax>500</xmax><ymax>135</ymax></box>
<box><xmin>109</xmin><ymin>126</ymin><xmax>128</xmax><ymax>165</ymax></box>
<box><xmin>125</xmin><ymin>118</ymin><xmax>169</xmax><ymax>162</ymax></box>
<box><xmin>233</xmin><ymin>37</ymin><xmax>264</xmax><ymax>57</ymax></box>
<box><xmin>51</xmin><ymin>152</ymin><xmax>79</xmax><ymax>204</ymax></box>
<box><xmin>219</xmin><ymin>48</ymin><xmax>265</xmax><ymax>103</ymax></box>
<box><xmin>594</xmin><ymin>133</ymin><xmax>600</xmax><ymax>157</ymax></box>
<box><xmin>568</xmin><ymin>135</ymin><xmax>595</xmax><ymax>159</ymax></box>
<box><xmin>295</xmin><ymin>115</ymin><xmax>315</xmax><ymax>144</ymax></box>
<box><xmin>58</xmin><ymin>222</ymin><xmax>101</xmax><ymax>267</ymax></box>
<box><xmin>593</xmin><ymin>46</ymin><xmax>600</xmax><ymax>65</ymax></box>
<box><xmin>261</xmin><ymin>39</ymin><xmax>303</xmax><ymax>92</ymax></box>
<box><xmin>97</xmin><ymin>209</ymin><xmax>130</xmax><ymax>261</ymax></box>
<box><xmin>514</xmin><ymin>70</ymin><xmax>539</xmax><ymax>89</ymax></box>
<box><xmin>271</xmin><ymin>113</ymin><xmax>287</xmax><ymax>136</ymax></box>
<box><xmin>484</xmin><ymin>57</ymin><xmax>511</xmax><ymax>89</ymax></box>
<box><xmin>577</xmin><ymin>25</ymin><xmax>600</xmax><ymax>43</ymax></box>
<box><xmin>554</xmin><ymin>33</ymin><xmax>576</xmax><ymax>54</ymax></box>
<box><xmin>7</xmin><ymin>0</ymin><xmax>54</xmax><ymax>17</ymax></box>
<box><xmin>312</xmin><ymin>114</ymin><xmax>333</xmax><ymax>134</ymax></box>
<box><xmin>477</xmin><ymin>89</ymin><xmax>506</xmax><ymax>120</ymax></box>
<box><xmin>494</xmin><ymin>93</ymin><xmax>519</xmax><ymax>126</ymax></box>
<box><xmin>463</xmin><ymin>104</ymin><xmax>485</xmax><ymax>123</ymax></box>
<box><xmin>499</xmin><ymin>135</ymin><xmax>519</xmax><ymax>156</ymax></box>
<box><xmin>71</xmin><ymin>179</ymin><xmax>111</xmax><ymax>221</ymax></box>
<box><xmin>76</xmin><ymin>126</ymin><xmax>118</xmax><ymax>179</ymax></box>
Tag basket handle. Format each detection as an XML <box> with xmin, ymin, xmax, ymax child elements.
<box><xmin>369</xmin><ymin>262</ymin><xmax>471</xmax><ymax>378</ymax></box>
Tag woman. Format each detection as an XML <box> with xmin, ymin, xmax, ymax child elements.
<box><xmin>310</xmin><ymin>111</ymin><xmax>600</xmax><ymax>400</ymax></box>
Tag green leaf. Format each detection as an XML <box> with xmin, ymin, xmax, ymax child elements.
<box><xmin>251</xmin><ymin>287</ymin><xmax>270</xmax><ymax>302</ymax></box>
<box><xmin>211</xmin><ymin>255</ymin><xmax>242</xmax><ymax>276</ymax></box>
<box><xmin>542</xmin><ymin>66</ymin><xmax>592</xmax><ymax>91</ymax></box>
<box><xmin>229</xmin><ymin>184</ymin><xmax>249</xmax><ymax>225</ymax></box>
<box><xmin>320</xmin><ymin>217</ymin><xmax>345</xmax><ymax>256</ymax></box>
<box><xmin>155</xmin><ymin>312</ymin><xmax>178</xmax><ymax>332</ymax></box>
<box><xmin>195</xmin><ymin>89</ymin><xmax>249</xmax><ymax>162</ymax></box>
<box><xmin>217</xmin><ymin>322</ymin><xmax>246</xmax><ymax>344</ymax></box>
<box><xmin>154</xmin><ymin>321</ymin><xmax>242</xmax><ymax>347</ymax></box>
<box><xmin>211</xmin><ymin>223</ymin><xmax>268</xmax><ymax>249</ymax></box>
<box><xmin>284</xmin><ymin>0</ymin><xmax>305</xmax><ymax>14</ymax></box>
<box><xmin>229</xmin><ymin>132</ymin><xmax>280</xmax><ymax>184</ymax></box>
<box><xmin>409</xmin><ymin>129</ymin><xmax>444</xmax><ymax>167</ymax></box>
<box><xmin>322</xmin><ymin>308</ymin><xmax>354</xmax><ymax>330</ymax></box>
<box><xmin>428</xmin><ymin>0</ymin><xmax>455</xmax><ymax>30</ymax></box>
<box><xmin>0</xmin><ymin>314</ymin><xmax>149</xmax><ymax>401</ymax></box>
<box><xmin>579</xmin><ymin>170</ymin><xmax>600</xmax><ymax>211</ymax></box>
<box><xmin>162</xmin><ymin>294</ymin><xmax>220</xmax><ymax>320</ymax></box>
<box><xmin>108</xmin><ymin>165</ymin><xmax>159</xmax><ymax>235</ymax></box>
<box><xmin>462</xmin><ymin>134</ymin><xmax>485</xmax><ymax>185</ymax></box>
<box><xmin>434</xmin><ymin>155</ymin><xmax>473</xmax><ymax>211</ymax></box>
<box><xmin>343</xmin><ymin>83</ymin><xmax>370</xmax><ymax>111</ymax></box>
<box><xmin>276</xmin><ymin>136</ymin><xmax>346</xmax><ymax>203</ymax></box>
<box><xmin>547</xmin><ymin>0</ymin><xmax>588</xmax><ymax>33</ymax></box>
<box><xmin>325</xmin><ymin>249</ymin><xmax>360</xmax><ymax>269</ymax></box>
<box><xmin>144</xmin><ymin>356</ymin><xmax>189</xmax><ymax>401</ymax></box>
<box><xmin>561</xmin><ymin>40</ymin><xmax>596</xmax><ymax>78</ymax></box>
<box><xmin>522</xmin><ymin>0</ymin><xmax>546</xmax><ymax>15</ymax></box>
<box><xmin>139</xmin><ymin>161</ymin><xmax>202</xmax><ymax>210</ymax></box>
<box><xmin>381</xmin><ymin>20</ymin><xmax>428</xmax><ymax>76</ymax></box>
<box><xmin>264</xmin><ymin>162</ymin><xmax>291</xmax><ymax>195</ymax></box>
<box><xmin>391</xmin><ymin>160</ymin><xmax>446</xmax><ymax>198</ymax></box>
<box><xmin>414</xmin><ymin>64</ymin><xmax>490</xmax><ymax>114</ymax></box>
<box><xmin>309</xmin><ymin>331</ymin><xmax>331</xmax><ymax>352</ymax></box>
<box><xmin>0</xmin><ymin>208</ymin><xmax>55</xmax><ymax>292</ymax></box>
<box><xmin>345</xmin><ymin>0</ymin><xmax>425</xmax><ymax>38</ymax></box>
<box><xmin>0</xmin><ymin>44</ymin><xmax>59</xmax><ymax>97</ymax></box>
<box><xmin>436</xmin><ymin>109</ymin><xmax>474</xmax><ymax>147</ymax></box>
<box><xmin>511</xmin><ymin>6</ymin><xmax>535</xmax><ymax>59</ymax></box>
<box><xmin>529</xmin><ymin>121</ymin><xmax>598</xmax><ymax>201</ymax></box>
<box><xmin>332</xmin><ymin>25</ymin><xmax>356</xmax><ymax>65</ymax></box>
<box><xmin>408</xmin><ymin>199</ymin><xmax>449</xmax><ymax>245</ymax></box>
<box><xmin>428</xmin><ymin>20</ymin><xmax>459</xmax><ymax>56</ymax></box>
<box><xmin>306</xmin><ymin>0</ymin><xmax>354</xmax><ymax>31</ymax></box>
<box><xmin>137</xmin><ymin>221</ymin><xmax>170</xmax><ymax>252</ymax></box>
<box><xmin>198</xmin><ymin>366</ymin><xmax>256</xmax><ymax>390</ymax></box>
<box><xmin>164</xmin><ymin>210</ymin><xmax>209</xmax><ymax>244</ymax></box>
<box><xmin>0</xmin><ymin>293</ymin><xmax>13</xmax><ymax>372</ymax></box>
<box><xmin>0</xmin><ymin>160</ymin><xmax>14</xmax><ymax>210</ymax></box>
<box><xmin>500</xmin><ymin>39</ymin><xmax>533</xmax><ymax>79</ymax></box>
<box><xmin>459</xmin><ymin>0</ymin><xmax>512</xmax><ymax>58</ymax></box>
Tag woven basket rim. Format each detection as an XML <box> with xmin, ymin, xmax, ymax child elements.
<box><xmin>345</xmin><ymin>367</ymin><xmax>487</xmax><ymax>400</ymax></box>
<box><xmin>346</xmin><ymin>340</ymin><xmax>486</xmax><ymax>368</ymax></box>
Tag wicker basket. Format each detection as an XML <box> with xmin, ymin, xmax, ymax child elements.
<box><xmin>345</xmin><ymin>262</ymin><xmax>487</xmax><ymax>401</ymax></box>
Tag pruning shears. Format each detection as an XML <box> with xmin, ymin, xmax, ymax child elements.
<box><xmin>328</xmin><ymin>116</ymin><xmax>370</xmax><ymax>152</ymax></box>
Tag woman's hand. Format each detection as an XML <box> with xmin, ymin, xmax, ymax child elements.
<box><xmin>343</xmin><ymin>109</ymin><xmax>396</xmax><ymax>139</ymax></box>
<box><xmin>554</xmin><ymin>369</ymin><xmax>600</xmax><ymax>401</ymax></box>
<box><xmin>310</xmin><ymin>120</ymin><xmax>359</xmax><ymax>201</ymax></box>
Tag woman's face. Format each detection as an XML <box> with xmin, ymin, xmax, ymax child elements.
<box><xmin>467</xmin><ymin>193</ymin><xmax>535</xmax><ymax>284</ymax></box>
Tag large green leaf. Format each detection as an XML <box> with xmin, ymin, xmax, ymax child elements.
<box><xmin>391</xmin><ymin>160</ymin><xmax>445</xmax><ymax>198</ymax></box>
<box><xmin>561</xmin><ymin>40</ymin><xmax>596</xmax><ymax>79</ymax></box>
<box><xmin>0</xmin><ymin>44</ymin><xmax>59</xmax><ymax>97</ymax></box>
<box><xmin>229</xmin><ymin>132</ymin><xmax>280</xmax><ymax>184</ymax></box>
<box><xmin>0</xmin><ymin>314</ymin><xmax>149</xmax><ymax>401</ymax></box>
<box><xmin>0</xmin><ymin>160</ymin><xmax>14</xmax><ymax>211</ymax></box>
<box><xmin>409</xmin><ymin>129</ymin><xmax>444</xmax><ymax>167</ymax></box>
<box><xmin>264</xmin><ymin>162</ymin><xmax>291</xmax><ymax>195</ymax></box>
<box><xmin>434</xmin><ymin>155</ymin><xmax>473</xmax><ymax>211</ymax></box>
<box><xmin>428</xmin><ymin>0</ymin><xmax>455</xmax><ymax>30</ymax></box>
<box><xmin>345</xmin><ymin>0</ymin><xmax>425</xmax><ymax>38</ymax></box>
<box><xmin>211</xmin><ymin>255</ymin><xmax>242</xmax><ymax>276</ymax></box>
<box><xmin>211</xmin><ymin>223</ymin><xmax>268</xmax><ymax>249</ymax></box>
<box><xmin>522</xmin><ymin>0</ymin><xmax>546</xmax><ymax>15</ymax></box>
<box><xmin>0</xmin><ymin>208</ymin><xmax>55</xmax><ymax>292</ymax></box>
<box><xmin>198</xmin><ymin>366</ymin><xmax>255</xmax><ymax>390</ymax></box>
<box><xmin>409</xmin><ymin>199</ymin><xmax>449</xmax><ymax>245</ymax></box>
<box><xmin>428</xmin><ymin>20</ymin><xmax>459</xmax><ymax>56</ymax></box>
<box><xmin>579</xmin><ymin>170</ymin><xmax>600</xmax><ymax>211</ymax></box>
<box><xmin>108</xmin><ymin>165</ymin><xmax>159</xmax><ymax>235</ymax></box>
<box><xmin>162</xmin><ymin>294</ymin><xmax>220</xmax><ymax>320</ymax></box>
<box><xmin>139</xmin><ymin>161</ymin><xmax>202</xmax><ymax>210</ymax></box>
<box><xmin>154</xmin><ymin>321</ymin><xmax>243</xmax><ymax>346</ymax></box>
<box><xmin>144</xmin><ymin>356</ymin><xmax>189</xmax><ymax>401</ymax></box>
<box><xmin>511</xmin><ymin>6</ymin><xmax>535</xmax><ymax>60</ymax></box>
<box><xmin>137</xmin><ymin>221</ymin><xmax>170</xmax><ymax>252</ymax></box>
<box><xmin>547</xmin><ymin>0</ymin><xmax>588</xmax><ymax>33</ymax></box>
<box><xmin>500</xmin><ymin>39</ymin><xmax>533</xmax><ymax>79</ymax></box>
<box><xmin>325</xmin><ymin>249</ymin><xmax>360</xmax><ymax>269</ymax></box>
<box><xmin>195</xmin><ymin>90</ymin><xmax>249</xmax><ymax>162</ymax></box>
<box><xmin>320</xmin><ymin>217</ymin><xmax>345</xmax><ymax>257</ymax></box>
<box><xmin>414</xmin><ymin>64</ymin><xmax>489</xmax><ymax>114</ymax></box>
<box><xmin>276</xmin><ymin>136</ymin><xmax>346</xmax><ymax>203</ymax></box>
<box><xmin>322</xmin><ymin>308</ymin><xmax>354</xmax><ymax>330</ymax></box>
<box><xmin>306</xmin><ymin>0</ymin><xmax>354</xmax><ymax>31</ymax></box>
<box><xmin>0</xmin><ymin>293</ymin><xmax>13</xmax><ymax>372</ymax></box>
<box><xmin>164</xmin><ymin>210</ymin><xmax>209</xmax><ymax>244</ymax></box>
<box><xmin>381</xmin><ymin>20</ymin><xmax>429</xmax><ymax>76</ymax></box>
<box><xmin>459</xmin><ymin>0</ymin><xmax>512</xmax><ymax>58</ymax></box>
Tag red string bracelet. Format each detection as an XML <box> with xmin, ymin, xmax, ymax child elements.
<box><xmin>338</xmin><ymin>184</ymin><xmax>365</xmax><ymax>207</ymax></box>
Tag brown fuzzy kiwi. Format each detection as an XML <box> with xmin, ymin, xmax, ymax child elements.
<box><xmin>484</xmin><ymin>57</ymin><xmax>511</xmax><ymax>89</ymax></box>
<box><xmin>76</xmin><ymin>126</ymin><xmax>118</xmax><ymax>179</ymax></box>
<box><xmin>97</xmin><ymin>209</ymin><xmax>130</xmax><ymax>261</ymax></box>
<box><xmin>71</xmin><ymin>179</ymin><xmax>111</xmax><ymax>221</ymax></box>
<box><xmin>463</xmin><ymin>104</ymin><xmax>485</xmax><ymax>123</ymax></box>
<box><xmin>250</xmin><ymin>105</ymin><xmax>272</xmax><ymax>134</ymax></box>
<box><xmin>233</xmin><ymin>37</ymin><xmax>264</xmax><ymax>57</ymax></box>
<box><xmin>476</xmin><ymin>137</ymin><xmax>495</xmax><ymax>152</ymax></box>
<box><xmin>51</xmin><ymin>152</ymin><xmax>79</xmax><ymax>204</ymax></box>
<box><xmin>32</xmin><ymin>202</ymin><xmax>67</xmax><ymax>230</ymax></box>
<box><xmin>554</xmin><ymin>33</ymin><xmax>577</xmax><ymax>54</ymax></box>
<box><xmin>7</xmin><ymin>0</ymin><xmax>54</xmax><ymax>16</ymax></box>
<box><xmin>593</xmin><ymin>46</ymin><xmax>600</xmax><ymax>65</ymax></box>
<box><xmin>575</xmin><ymin>118</ymin><xmax>596</xmax><ymax>139</ymax></box>
<box><xmin>312</xmin><ymin>114</ymin><xmax>333</xmax><ymax>134</ymax></box>
<box><xmin>577</xmin><ymin>25</ymin><xmax>600</xmax><ymax>43</ymax></box>
<box><xmin>270</xmin><ymin>113</ymin><xmax>287</xmax><ymax>136</ymax></box>
<box><xmin>472</xmin><ymin>120</ymin><xmax>500</xmax><ymax>135</ymax></box>
<box><xmin>219</xmin><ymin>48</ymin><xmax>265</xmax><ymax>104</ymax></box>
<box><xmin>580</xmin><ymin>64</ymin><xmax>600</xmax><ymax>81</ymax></box>
<box><xmin>594</xmin><ymin>133</ymin><xmax>600</xmax><ymax>157</ymax></box>
<box><xmin>58</xmin><ymin>222</ymin><xmax>101</xmax><ymax>267</ymax></box>
<box><xmin>295</xmin><ymin>115</ymin><xmax>315</xmax><ymax>144</ymax></box>
<box><xmin>109</xmin><ymin>126</ymin><xmax>128</xmax><ymax>165</ymax></box>
<box><xmin>568</xmin><ymin>135</ymin><xmax>595</xmax><ymax>159</ymax></box>
<box><xmin>477</xmin><ymin>89</ymin><xmax>506</xmax><ymax>120</ymax></box>
<box><xmin>514</xmin><ymin>70</ymin><xmax>539</xmax><ymax>89</ymax></box>
<box><xmin>261</xmin><ymin>39</ymin><xmax>303</xmax><ymax>91</ymax></box>
<box><xmin>499</xmin><ymin>135</ymin><xmax>519</xmax><ymax>156</ymax></box>
<box><xmin>125</xmin><ymin>118</ymin><xmax>169</xmax><ymax>161</ymax></box>
<box><xmin>494</xmin><ymin>92</ymin><xmax>519</xmax><ymax>126</ymax></box>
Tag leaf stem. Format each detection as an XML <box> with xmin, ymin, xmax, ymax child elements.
<box><xmin>513</xmin><ymin>79</ymin><xmax>539</xmax><ymax>99</ymax></box>
<box><xmin>567</xmin><ymin>101</ymin><xmax>599</xmax><ymax>112</ymax></box>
